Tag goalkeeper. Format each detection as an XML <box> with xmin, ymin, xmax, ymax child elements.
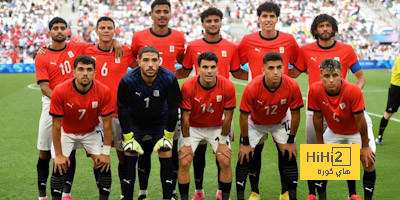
<box><xmin>117</xmin><ymin>46</ymin><xmax>181</xmax><ymax>200</ymax></box>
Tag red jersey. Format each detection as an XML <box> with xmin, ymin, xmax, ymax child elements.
<box><xmin>50</xmin><ymin>79</ymin><xmax>114</xmax><ymax>134</ymax></box>
<box><xmin>180</xmin><ymin>75</ymin><xmax>236</xmax><ymax>127</ymax></box>
<box><xmin>35</xmin><ymin>41</ymin><xmax>92</xmax><ymax>90</ymax></box>
<box><xmin>84</xmin><ymin>45</ymin><xmax>135</xmax><ymax>117</ymax></box>
<box><xmin>131</xmin><ymin>28</ymin><xmax>185</xmax><ymax>72</ymax></box>
<box><xmin>307</xmin><ymin>80</ymin><xmax>365</xmax><ymax>135</ymax></box>
<box><xmin>241</xmin><ymin>74</ymin><xmax>303</xmax><ymax>125</ymax></box>
<box><xmin>182</xmin><ymin>38</ymin><xmax>240</xmax><ymax>79</ymax></box>
<box><xmin>294</xmin><ymin>41</ymin><xmax>358</xmax><ymax>86</ymax></box>
<box><xmin>238</xmin><ymin>31</ymin><xmax>299</xmax><ymax>79</ymax></box>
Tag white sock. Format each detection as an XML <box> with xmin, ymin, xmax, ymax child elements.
<box><xmin>139</xmin><ymin>190</ymin><xmax>148</xmax><ymax>196</ymax></box>
<box><xmin>62</xmin><ymin>193</ymin><xmax>70</xmax><ymax>197</ymax></box>
<box><xmin>195</xmin><ymin>189</ymin><xmax>204</xmax><ymax>193</ymax></box>
<box><xmin>217</xmin><ymin>189</ymin><xmax>222</xmax><ymax>193</ymax></box>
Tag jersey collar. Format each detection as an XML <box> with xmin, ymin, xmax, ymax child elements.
<box><xmin>73</xmin><ymin>78</ymin><xmax>94</xmax><ymax>95</ymax></box>
<box><xmin>259</xmin><ymin>31</ymin><xmax>279</xmax><ymax>41</ymax></box>
<box><xmin>197</xmin><ymin>76</ymin><xmax>217</xmax><ymax>90</ymax></box>
<box><xmin>202</xmin><ymin>37</ymin><xmax>222</xmax><ymax>44</ymax></box>
<box><xmin>317</xmin><ymin>40</ymin><xmax>337</xmax><ymax>50</ymax></box>
<box><xmin>150</xmin><ymin>28</ymin><xmax>172</xmax><ymax>37</ymax></box>
<box><xmin>263</xmin><ymin>76</ymin><xmax>282</xmax><ymax>93</ymax></box>
<box><xmin>97</xmin><ymin>44</ymin><xmax>112</xmax><ymax>52</ymax></box>
<box><xmin>48</xmin><ymin>43</ymin><xmax>67</xmax><ymax>52</ymax></box>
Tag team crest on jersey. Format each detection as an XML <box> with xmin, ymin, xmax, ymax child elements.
<box><xmin>92</xmin><ymin>101</ymin><xmax>98</xmax><ymax>108</ymax></box>
<box><xmin>115</xmin><ymin>57</ymin><xmax>121</xmax><ymax>63</ymax></box>
<box><xmin>153</xmin><ymin>90</ymin><xmax>160</xmax><ymax>97</ymax></box>
<box><xmin>334</xmin><ymin>57</ymin><xmax>340</xmax><ymax>62</ymax></box>
<box><xmin>280</xmin><ymin>99</ymin><xmax>287</xmax><ymax>105</ymax></box>
<box><xmin>68</xmin><ymin>51</ymin><xmax>74</xmax><ymax>58</ymax></box>
<box><xmin>216</xmin><ymin>95</ymin><xmax>222</xmax><ymax>102</ymax></box>
<box><xmin>170</xmin><ymin>45</ymin><xmax>175</xmax><ymax>52</ymax></box>
<box><xmin>221</xmin><ymin>50</ymin><xmax>227</xmax><ymax>57</ymax></box>
<box><xmin>339</xmin><ymin>102</ymin><xmax>346</xmax><ymax>110</ymax></box>
<box><xmin>279</xmin><ymin>47</ymin><xmax>285</xmax><ymax>53</ymax></box>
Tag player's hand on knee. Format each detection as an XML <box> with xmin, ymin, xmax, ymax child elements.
<box><xmin>216</xmin><ymin>143</ymin><xmax>232</xmax><ymax>158</ymax></box>
<box><xmin>54</xmin><ymin>155</ymin><xmax>70</xmax><ymax>175</ymax></box>
<box><xmin>278</xmin><ymin>143</ymin><xmax>298</xmax><ymax>161</ymax></box>
<box><xmin>122</xmin><ymin>132</ymin><xmax>144</xmax><ymax>155</ymax></box>
<box><xmin>361</xmin><ymin>146</ymin><xmax>375</xmax><ymax>168</ymax></box>
<box><xmin>95</xmin><ymin>154</ymin><xmax>111</xmax><ymax>172</ymax></box>
<box><xmin>238</xmin><ymin>144</ymin><xmax>254</xmax><ymax>164</ymax></box>
<box><xmin>153</xmin><ymin>130</ymin><xmax>174</xmax><ymax>152</ymax></box>
<box><xmin>178</xmin><ymin>145</ymin><xmax>193</xmax><ymax>159</ymax></box>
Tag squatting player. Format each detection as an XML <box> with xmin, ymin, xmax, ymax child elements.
<box><xmin>178</xmin><ymin>52</ymin><xmax>236</xmax><ymax>200</ymax></box>
<box><xmin>308</xmin><ymin>59</ymin><xmax>376</xmax><ymax>200</ymax></box>
<box><xmin>50</xmin><ymin>55</ymin><xmax>114</xmax><ymax>200</ymax></box>
<box><xmin>117</xmin><ymin>46</ymin><xmax>181</xmax><ymax>200</ymax></box>
<box><xmin>237</xmin><ymin>52</ymin><xmax>303</xmax><ymax>200</ymax></box>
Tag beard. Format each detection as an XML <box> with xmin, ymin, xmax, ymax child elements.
<box><xmin>318</xmin><ymin>31</ymin><xmax>335</xmax><ymax>41</ymax></box>
<box><xmin>52</xmin><ymin>36</ymin><xmax>67</xmax><ymax>43</ymax></box>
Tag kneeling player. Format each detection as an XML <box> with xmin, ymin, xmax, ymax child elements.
<box><xmin>178</xmin><ymin>52</ymin><xmax>236</xmax><ymax>200</ymax></box>
<box><xmin>236</xmin><ymin>52</ymin><xmax>303</xmax><ymax>200</ymax></box>
<box><xmin>308</xmin><ymin>59</ymin><xmax>376</xmax><ymax>200</ymax></box>
<box><xmin>50</xmin><ymin>55</ymin><xmax>113</xmax><ymax>200</ymax></box>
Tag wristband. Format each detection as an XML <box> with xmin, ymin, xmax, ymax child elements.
<box><xmin>240</xmin><ymin>136</ymin><xmax>250</xmax><ymax>146</ymax></box>
<box><xmin>102</xmin><ymin>145</ymin><xmax>111</xmax><ymax>155</ymax></box>
<box><xmin>219</xmin><ymin>135</ymin><xmax>228</xmax><ymax>144</ymax></box>
<box><xmin>287</xmin><ymin>134</ymin><xmax>295</xmax><ymax>144</ymax></box>
<box><xmin>183</xmin><ymin>137</ymin><xmax>191</xmax><ymax>146</ymax></box>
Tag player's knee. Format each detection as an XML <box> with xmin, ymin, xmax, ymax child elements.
<box><xmin>179</xmin><ymin>156</ymin><xmax>192</xmax><ymax>170</ymax></box>
<box><xmin>217</xmin><ymin>155</ymin><xmax>231</xmax><ymax>170</ymax></box>
<box><xmin>39</xmin><ymin>150</ymin><xmax>51</xmax><ymax>159</ymax></box>
<box><xmin>384</xmin><ymin>112</ymin><xmax>393</xmax><ymax>119</ymax></box>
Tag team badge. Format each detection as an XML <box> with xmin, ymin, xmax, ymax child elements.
<box><xmin>92</xmin><ymin>101</ymin><xmax>98</xmax><ymax>108</ymax></box>
<box><xmin>221</xmin><ymin>50</ymin><xmax>227</xmax><ymax>57</ymax></box>
<box><xmin>170</xmin><ymin>45</ymin><xmax>175</xmax><ymax>52</ymax></box>
<box><xmin>216</xmin><ymin>95</ymin><xmax>222</xmax><ymax>102</ymax></box>
<box><xmin>281</xmin><ymin>99</ymin><xmax>287</xmax><ymax>105</ymax></box>
<box><xmin>153</xmin><ymin>90</ymin><xmax>160</xmax><ymax>97</ymax></box>
<box><xmin>339</xmin><ymin>102</ymin><xmax>346</xmax><ymax>110</ymax></box>
<box><xmin>279</xmin><ymin>47</ymin><xmax>285</xmax><ymax>53</ymax></box>
<box><xmin>68</xmin><ymin>51</ymin><xmax>74</xmax><ymax>58</ymax></box>
<box><xmin>334</xmin><ymin>57</ymin><xmax>340</xmax><ymax>61</ymax></box>
<box><xmin>115</xmin><ymin>57</ymin><xmax>121</xmax><ymax>63</ymax></box>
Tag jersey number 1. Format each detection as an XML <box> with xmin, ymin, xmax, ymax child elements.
<box><xmin>59</xmin><ymin>61</ymin><xmax>72</xmax><ymax>75</ymax></box>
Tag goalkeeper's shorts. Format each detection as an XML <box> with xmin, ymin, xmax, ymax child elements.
<box><xmin>130</xmin><ymin>123</ymin><xmax>166</xmax><ymax>146</ymax></box>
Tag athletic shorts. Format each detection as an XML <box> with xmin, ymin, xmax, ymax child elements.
<box><xmin>184</xmin><ymin>126</ymin><xmax>230</xmax><ymax>153</ymax></box>
<box><xmin>51</xmin><ymin>128</ymin><xmax>103</xmax><ymax>158</ymax></box>
<box><xmin>37</xmin><ymin>96</ymin><xmax>52</xmax><ymax>151</ymax></box>
<box><xmin>131</xmin><ymin>124</ymin><xmax>165</xmax><ymax>146</ymax></box>
<box><xmin>249</xmin><ymin>115</ymin><xmax>291</xmax><ymax>148</ymax></box>
<box><xmin>385</xmin><ymin>84</ymin><xmax>400</xmax><ymax>113</ymax></box>
<box><xmin>97</xmin><ymin>117</ymin><xmax>123</xmax><ymax>151</ymax></box>
<box><xmin>323</xmin><ymin>128</ymin><xmax>362</xmax><ymax>146</ymax></box>
<box><xmin>198</xmin><ymin>114</ymin><xmax>234</xmax><ymax>145</ymax></box>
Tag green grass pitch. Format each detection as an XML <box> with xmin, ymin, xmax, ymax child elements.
<box><xmin>0</xmin><ymin>69</ymin><xmax>398</xmax><ymax>199</ymax></box>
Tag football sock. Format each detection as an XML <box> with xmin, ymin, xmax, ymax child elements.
<box><xmin>193</xmin><ymin>146</ymin><xmax>206</xmax><ymax>190</ymax></box>
<box><xmin>216</xmin><ymin>157</ymin><xmax>222</xmax><ymax>190</ymax></box>
<box><xmin>160</xmin><ymin>157</ymin><xmax>174</xmax><ymax>199</ymax></box>
<box><xmin>235</xmin><ymin>159</ymin><xmax>249</xmax><ymax>200</ymax></box>
<box><xmin>138</xmin><ymin>141</ymin><xmax>153</xmax><ymax>190</ymax></box>
<box><xmin>220</xmin><ymin>181</ymin><xmax>232</xmax><ymax>200</ymax></box>
<box><xmin>347</xmin><ymin>180</ymin><xmax>356</xmax><ymax>196</ymax></box>
<box><xmin>178</xmin><ymin>183</ymin><xmax>189</xmax><ymax>200</ymax></box>
<box><xmin>172</xmin><ymin>139</ymin><xmax>179</xmax><ymax>192</ymax></box>
<box><xmin>282</xmin><ymin>150</ymin><xmax>298</xmax><ymax>200</ymax></box>
<box><xmin>123</xmin><ymin>156</ymin><xmax>138</xmax><ymax>200</ymax></box>
<box><xmin>363</xmin><ymin>170</ymin><xmax>376</xmax><ymax>200</ymax></box>
<box><xmin>118</xmin><ymin>163</ymin><xmax>125</xmax><ymax>196</ymax></box>
<box><xmin>307</xmin><ymin>180</ymin><xmax>316</xmax><ymax>195</ymax></box>
<box><xmin>63</xmin><ymin>154</ymin><xmax>75</xmax><ymax>194</ymax></box>
<box><xmin>50</xmin><ymin>164</ymin><xmax>65</xmax><ymax>199</ymax></box>
<box><xmin>378</xmin><ymin>117</ymin><xmax>389</xmax><ymax>139</ymax></box>
<box><xmin>249</xmin><ymin>143</ymin><xmax>263</xmax><ymax>194</ymax></box>
<box><xmin>276</xmin><ymin>144</ymin><xmax>289</xmax><ymax>194</ymax></box>
<box><xmin>95</xmin><ymin>168</ymin><xmax>112</xmax><ymax>199</ymax></box>
<box><xmin>37</xmin><ymin>157</ymin><xmax>50</xmax><ymax>197</ymax></box>
<box><xmin>315</xmin><ymin>180</ymin><xmax>327</xmax><ymax>200</ymax></box>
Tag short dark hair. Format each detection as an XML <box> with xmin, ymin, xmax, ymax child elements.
<box><xmin>139</xmin><ymin>46</ymin><xmax>160</xmax><ymax>59</ymax></box>
<box><xmin>151</xmin><ymin>0</ymin><xmax>171</xmax><ymax>12</ymax></box>
<box><xmin>96</xmin><ymin>16</ymin><xmax>115</xmax><ymax>29</ymax></box>
<box><xmin>257</xmin><ymin>2</ymin><xmax>280</xmax><ymax>17</ymax></box>
<box><xmin>200</xmin><ymin>7</ymin><xmax>223</xmax><ymax>23</ymax></box>
<box><xmin>73</xmin><ymin>55</ymin><xmax>95</xmax><ymax>69</ymax></box>
<box><xmin>311</xmin><ymin>14</ymin><xmax>338</xmax><ymax>39</ymax></box>
<box><xmin>197</xmin><ymin>52</ymin><xmax>218</xmax><ymax>66</ymax></box>
<box><xmin>263</xmin><ymin>52</ymin><xmax>282</xmax><ymax>64</ymax></box>
<box><xmin>49</xmin><ymin>17</ymin><xmax>67</xmax><ymax>30</ymax></box>
<box><xmin>320</xmin><ymin>58</ymin><xmax>341</xmax><ymax>72</ymax></box>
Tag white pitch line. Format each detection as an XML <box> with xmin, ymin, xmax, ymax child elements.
<box><xmin>27</xmin><ymin>83</ymin><xmax>40</xmax><ymax>90</ymax></box>
<box><xmin>366</xmin><ymin>111</ymin><xmax>400</xmax><ymax>122</ymax></box>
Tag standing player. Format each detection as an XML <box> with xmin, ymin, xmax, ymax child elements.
<box><xmin>236</xmin><ymin>2</ymin><xmax>299</xmax><ymax>199</ymax></box>
<box><xmin>130</xmin><ymin>1</ymin><xmax>185</xmax><ymax>198</ymax></box>
<box><xmin>308</xmin><ymin>59</ymin><xmax>376</xmax><ymax>200</ymax></box>
<box><xmin>175</xmin><ymin>7</ymin><xmax>247</xmax><ymax>200</ymax></box>
<box><xmin>178</xmin><ymin>52</ymin><xmax>236</xmax><ymax>200</ymax></box>
<box><xmin>376</xmin><ymin>55</ymin><xmax>400</xmax><ymax>145</ymax></box>
<box><xmin>237</xmin><ymin>52</ymin><xmax>303</xmax><ymax>200</ymax></box>
<box><xmin>291</xmin><ymin>14</ymin><xmax>375</xmax><ymax>200</ymax></box>
<box><xmin>50</xmin><ymin>55</ymin><xmax>114</xmax><ymax>200</ymax></box>
<box><xmin>35</xmin><ymin>17</ymin><xmax>93</xmax><ymax>200</ymax></box>
<box><xmin>84</xmin><ymin>16</ymin><xmax>135</xmax><ymax>200</ymax></box>
<box><xmin>117</xmin><ymin>46</ymin><xmax>181</xmax><ymax>200</ymax></box>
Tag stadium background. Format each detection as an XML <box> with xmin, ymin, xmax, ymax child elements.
<box><xmin>1</xmin><ymin>0</ymin><xmax>399</xmax><ymax>199</ymax></box>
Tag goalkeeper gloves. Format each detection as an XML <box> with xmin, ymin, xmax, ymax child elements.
<box><xmin>122</xmin><ymin>132</ymin><xmax>144</xmax><ymax>155</ymax></box>
<box><xmin>153</xmin><ymin>130</ymin><xmax>174</xmax><ymax>152</ymax></box>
